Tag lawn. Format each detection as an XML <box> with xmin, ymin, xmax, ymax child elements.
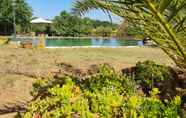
<box><xmin>0</xmin><ymin>46</ymin><xmax>173</xmax><ymax>117</ymax></box>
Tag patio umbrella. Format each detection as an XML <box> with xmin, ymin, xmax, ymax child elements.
<box><xmin>31</xmin><ymin>17</ymin><xmax>52</xmax><ymax>24</ymax></box>
<box><xmin>30</xmin><ymin>17</ymin><xmax>52</xmax><ymax>36</ymax></box>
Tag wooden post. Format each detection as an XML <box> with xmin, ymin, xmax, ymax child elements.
<box><xmin>31</xmin><ymin>32</ymin><xmax>35</xmax><ymax>37</ymax></box>
<box><xmin>38</xmin><ymin>33</ymin><xmax>45</xmax><ymax>48</ymax></box>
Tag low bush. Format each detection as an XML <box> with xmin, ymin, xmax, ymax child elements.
<box><xmin>121</xmin><ymin>88</ymin><xmax>181</xmax><ymax>118</ymax></box>
<box><xmin>22</xmin><ymin>64</ymin><xmax>181</xmax><ymax>118</ymax></box>
<box><xmin>135</xmin><ymin>60</ymin><xmax>171</xmax><ymax>90</ymax></box>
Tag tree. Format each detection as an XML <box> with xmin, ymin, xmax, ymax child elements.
<box><xmin>0</xmin><ymin>0</ymin><xmax>32</xmax><ymax>35</ymax></box>
<box><xmin>53</xmin><ymin>11</ymin><xmax>81</xmax><ymax>36</ymax></box>
<box><xmin>52</xmin><ymin>10</ymin><xmax>117</xmax><ymax>37</ymax></box>
<box><xmin>73</xmin><ymin>0</ymin><xmax>186</xmax><ymax>71</ymax></box>
<box><xmin>93</xmin><ymin>26</ymin><xmax>113</xmax><ymax>37</ymax></box>
<box><xmin>80</xmin><ymin>17</ymin><xmax>94</xmax><ymax>35</ymax></box>
<box><xmin>116</xmin><ymin>20</ymin><xmax>144</xmax><ymax>38</ymax></box>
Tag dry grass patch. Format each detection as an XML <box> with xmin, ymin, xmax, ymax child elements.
<box><xmin>0</xmin><ymin>46</ymin><xmax>173</xmax><ymax>74</ymax></box>
<box><xmin>0</xmin><ymin>74</ymin><xmax>33</xmax><ymax>112</ymax></box>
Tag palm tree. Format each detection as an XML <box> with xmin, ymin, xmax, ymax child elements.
<box><xmin>73</xmin><ymin>0</ymin><xmax>186</xmax><ymax>71</ymax></box>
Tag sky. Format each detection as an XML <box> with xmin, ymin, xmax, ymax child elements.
<box><xmin>26</xmin><ymin>0</ymin><xmax>121</xmax><ymax>23</ymax></box>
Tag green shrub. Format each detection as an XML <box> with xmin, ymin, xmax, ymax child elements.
<box><xmin>121</xmin><ymin>88</ymin><xmax>181</xmax><ymax>118</ymax></box>
<box><xmin>135</xmin><ymin>60</ymin><xmax>171</xmax><ymax>89</ymax></box>
<box><xmin>80</xmin><ymin>64</ymin><xmax>136</xmax><ymax>95</ymax></box>
<box><xmin>22</xmin><ymin>64</ymin><xmax>181</xmax><ymax>118</ymax></box>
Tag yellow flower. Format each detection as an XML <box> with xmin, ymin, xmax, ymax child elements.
<box><xmin>74</xmin><ymin>86</ymin><xmax>81</xmax><ymax>95</ymax></box>
<box><xmin>151</xmin><ymin>88</ymin><xmax>160</xmax><ymax>96</ymax></box>
<box><xmin>130</xmin><ymin>109</ymin><xmax>137</xmax><ymax>118</ymax></box>
<box><xmin>133</xmin><ymin>111</ymin><xmax>137</xmax><ymax>118</ymax></box>
<box><xmin>139</xmin><ymin>115</ymin><xmax>144</xmax><ymax>118</ymax></box>
<box><xmin>173</xmin><ymin>96</ymin><xmax>181</xmax><ymax>105</ymax></box>
<box><xmin>129</xmin><ymin>96</ymin><xmax>138</xmax><ymax>108</ymax></box>
<box><xmin>164</xmin><ymin>99</ymin><xmax>168</xmax><ymax>103</ymax></box>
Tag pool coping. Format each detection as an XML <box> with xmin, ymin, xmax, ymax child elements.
<box><xmin>46</xmin><ymin>46</ymin><xmax>142</xmax><ymax>48</ymax></box>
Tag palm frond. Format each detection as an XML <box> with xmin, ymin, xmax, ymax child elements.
<box><xmin>73</xmin><ymin>0</ymin><xmax>186</xmax><ymax>69</ymax></box>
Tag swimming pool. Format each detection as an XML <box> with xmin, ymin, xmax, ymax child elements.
<box><xmin>45</xmin><ymin>38</ymin><xmax>143</xmax><ymax>47</ymax></box>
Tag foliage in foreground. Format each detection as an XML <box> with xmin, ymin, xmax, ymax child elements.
<box><xmin>135</xmin><ymin>60</ymin><xmax>171</xmax><ymax>90</ymax></box>
<box><xmin>22</xmin><ymin>65</ymin><xmax>181</xmax><ymax>118</ymax></box>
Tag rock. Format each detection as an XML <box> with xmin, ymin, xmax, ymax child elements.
<box><xmin>20</xmin><ymin>41</ymin><xmax>32</xmax><ymax>49</ymax></box>
<box><xmin>87</xmin><ymin>64</ymin><xmax>99</xmax><ymax>75</ymax></box>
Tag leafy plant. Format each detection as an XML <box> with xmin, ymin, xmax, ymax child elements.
<box><xmin>80</xmin><ymin>64</ymin><xmax>136</xmax><ymax>95</ymax></box>
<box><xmin>21</xmin><ymin>64</ymin><xmax>181</xmax><ymax>118</ymax></box>
<box><xmin>121</xmin><ymin>88</ymin><xmax>181</xmax><ymax>118</ymax></box>
<box><xmin>135</xmin><ymin>60</ymin><xmax>171</xmax><ymax>89</ymax></box>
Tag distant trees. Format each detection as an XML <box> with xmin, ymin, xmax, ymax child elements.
<box><xmin>53</xmin><ymin>11</ymin><xmax>81</xmax><ymax>36</ymax></box>
<box><xmin>116</xmin><ymin>21</ymin><xmax>143</xmax><ymax>39</ymax></box>
<box><xmin>0</xmin><ymin>0</ymin><xmax>32</xmax><ymax>35</ymax></box>
<box><xmin>92</xmin><ymin>26</ymin><xmax>113</xmax><ymax>37</ymax></box>
<box><xmin>0</xmin><ymin>0</ymin><xmax>116</xmax><ymax>37</ymax></box>
<box><xmin>125</xmin><ymin>21</ymin><xmax>144</xmax><ymax>38</ymax></box>
<box><xmin>52</xmin><ymin>11</ymin><xmax>117</xmax><ymax>37</ymax></box>
<box><xmin>0</xmin><ymin>0</ymin><xmax>117</xmax><ymax>37</ymax></box>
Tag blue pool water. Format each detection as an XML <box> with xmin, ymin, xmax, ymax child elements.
<box><xmin>45</xmin><ymin>38</ymin><xmax>143</xmax><ymax>47</ymax></box>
